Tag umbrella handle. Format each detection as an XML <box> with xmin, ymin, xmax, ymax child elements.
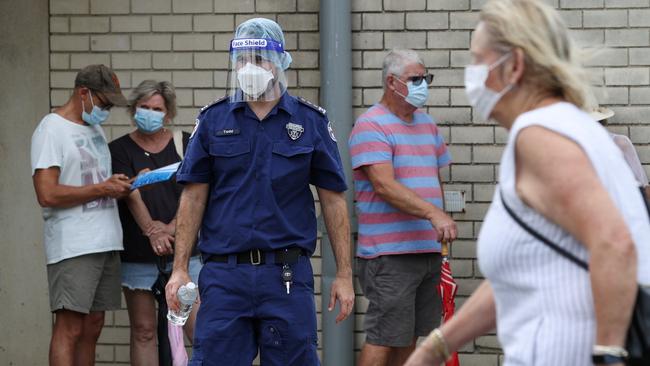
<box><xmin>441</xmin><ymin>240</ymin><xmax>449</xmax><ymax>257</ymax></box>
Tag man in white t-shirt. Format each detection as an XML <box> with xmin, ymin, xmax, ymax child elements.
<box><xmin>31</xmin><ymin>64</ymin><xmax>131</xmax><ymax>366</ymax></box>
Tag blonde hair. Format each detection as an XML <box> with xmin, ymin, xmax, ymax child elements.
<box><xmin>127</xmin><ymin>80</ymin><xmax>177</xmax><ymax>121</ymax></box>
<box><xmin>480</xmin><ymin>0</ymin><xmax>595</xmax><ymax>109</ymax></box>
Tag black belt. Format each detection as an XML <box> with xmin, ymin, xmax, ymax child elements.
<box><xmin>205</xmin><ymin>247</ymin><xmax>304</xmax><ymax>265</ymax></box>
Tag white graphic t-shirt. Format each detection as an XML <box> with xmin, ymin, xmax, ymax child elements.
<box><xmin>31</xmin><ymin>113</ymin><xmax>123</xmax><ymax>264</ymax></box>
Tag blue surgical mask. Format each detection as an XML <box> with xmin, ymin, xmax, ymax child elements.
<box><xmin>81</xmin><ymin>90</ymin><xmax>110</xmax><ymax>125</ymax></box>
<box><xmin>395</xmin><ymin>78</ymin><xmax>429</xmax><ymax>108</ymax></box>
<box><xmin>134</xmin><ymin>107</ymin><xmax>165</xmax><ymax>134</ymax></box>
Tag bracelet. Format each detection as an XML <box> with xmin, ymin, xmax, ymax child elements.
<box><xmin>426</xmin><ymin>328</ymin><xmax>451</xmax><ymax>361</ymax></box>
<box><xmin>592</xmin><ymin>345</ymin><xmax>628</xmax><ymax>364</ymax></box>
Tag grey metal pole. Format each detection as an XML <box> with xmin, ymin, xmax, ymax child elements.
<box><xmin>319</xmin><ymin>1</ymin><xmax>354</xmax><ymax>365</ymax></box>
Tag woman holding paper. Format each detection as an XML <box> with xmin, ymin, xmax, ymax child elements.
<box><xmin>108</xmin><ymin>80</ymin><xmax>201</xmax><ymax>365</ymax></box>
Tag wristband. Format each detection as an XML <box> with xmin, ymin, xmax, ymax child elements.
<box><xmin>592</xmin><ymin>345</ymin><xmax>628</xmax><ymax>364</ymax></box>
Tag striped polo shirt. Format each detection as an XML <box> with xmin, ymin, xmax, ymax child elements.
<box><xmin>349</xmin><ymin>104</ymin><xmax>451</xmax><ymax>258</ymax></box>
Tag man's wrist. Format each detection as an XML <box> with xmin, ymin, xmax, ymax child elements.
<box><xmin>95</xmin><ymin>181</ymin><xmax>107</xmax><ymax>197</ymax></box>
<box><xmin>335</xmin><ymin>268</ymin><xmax>353</xmax><ymax>278</ymax></box>
<box><xmin>172</xmin><ymin>251</ymin><xmax>191</xmax><ymax>272</ymax></box>
<box><xmin>425</xmin><ymin>205</ymin><xmax>445</xmax><ymax>221</ymax></box>
<box><xmin>172</xmin><ymin>264</ymin><xmax>189</xmax><ymax>273</ymax></box>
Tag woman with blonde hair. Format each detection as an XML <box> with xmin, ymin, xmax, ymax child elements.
<box><xmin>405</xmin><ymin>0</ymin><xmax>650</xmax><ymax>365</ymax></box>
<box><xmin>109</xmin><ymin>80</ymin><xmax>202</xmax><ymax>365</ymax></box>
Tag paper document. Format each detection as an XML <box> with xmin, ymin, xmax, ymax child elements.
<box><xmin>131</xmin><ymin>162</ymin><xmax>181</xmax><ymax>190</ymax></box>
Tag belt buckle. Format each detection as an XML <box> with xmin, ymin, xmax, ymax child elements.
<box><xmin>249</xmin><ymin>249</ymin><xmax>262</xmax><ymax>265</ymax></box>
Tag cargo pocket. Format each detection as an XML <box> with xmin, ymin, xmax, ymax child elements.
<box><xmin>259</xmin><ymin>324</ymin><xmax>288</xmax><ymax>365</ymax></box>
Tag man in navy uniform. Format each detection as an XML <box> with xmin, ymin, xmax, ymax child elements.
<box><xmin>166</xmin><ymin>18</ymin><xmax>354</xmax><ymax>365</ymax></box>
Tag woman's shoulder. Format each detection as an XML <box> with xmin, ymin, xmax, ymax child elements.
<box><xmin>517</xmin><ymin>102</ymin><xmax>586</xmax><ymax>126</ymax></box>
<box><xmin>511</xmin><ymin>102</ymin><xmax>597</xmax><ymax>140</ymax></box>
<box><xmin>110</xmin><ymin>132</ymin><xmax>133</xmax><ymax>145</ymax></box>
<box><xmin>108</xmin><ymin>132</ymin><xmax>138</xmax><ymax>155</ymax></box>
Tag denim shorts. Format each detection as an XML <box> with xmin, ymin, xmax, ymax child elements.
<box><xmin>121</xmin><ymin>256</ymin><xmax>202</xmax><ymax>291</ymax></box>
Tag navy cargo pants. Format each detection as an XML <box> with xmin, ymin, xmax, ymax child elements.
<box><xmin>189</xmin><ymin>255</ymin><xmax>319</xmax><ymax>366</ymax></box>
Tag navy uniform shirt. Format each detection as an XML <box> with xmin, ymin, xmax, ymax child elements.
<box><xmin>176</xmin><ymin>92</ymin><xmax>347</xmax><ymax>256</ymax></box>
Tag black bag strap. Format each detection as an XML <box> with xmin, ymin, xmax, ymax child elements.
<box><xmin>499</xmin><ymin>189</ymin><xmax>589</xmax><ymax>271</ymax></box>
<box><xmin>155</xmin><ymin>256</ymin><xmax>171</xmax><ymax>276</ymax></box>
<box><xmin>640</xmin><ymin>186</ymin><xmax>650</xmax><ymax>218</ymax></box>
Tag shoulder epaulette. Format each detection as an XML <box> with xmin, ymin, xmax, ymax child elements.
<box><xmin>297</xmin><ymin>96</ymin><xmax>326</xmax><ymax>115</ymax></box>
<box><xmin>199</xmin><ymin>95</ymin><xmax>228</xmax><ymax>114</ymax></box>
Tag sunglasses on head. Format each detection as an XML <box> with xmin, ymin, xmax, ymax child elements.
<box><xmin>406</xmin><ymin>74</ymin><xmax>434</xmax><ymax>86</ymax></box>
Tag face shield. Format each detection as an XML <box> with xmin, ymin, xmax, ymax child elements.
<box><xmin>227</xmin><ymin>38</ymin><xmax>288</xmax><ymax>103</ymax></box>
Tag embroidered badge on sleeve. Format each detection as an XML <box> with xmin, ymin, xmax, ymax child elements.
<box><xmin>327</xmin><ymin>121</ymin><xmax>337</xmax><ymax>142</ymax></box>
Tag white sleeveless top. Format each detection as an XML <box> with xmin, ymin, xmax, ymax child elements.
<box><xmin>477</xmin><ymin>102</ymin><xmax>650</xmax><ymax>366</ymax></box>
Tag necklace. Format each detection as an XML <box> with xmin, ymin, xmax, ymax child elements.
<box><xmin>132</xmin><ymin>128</ymin><xmax>170</xmax><ymax>155</ymax></box>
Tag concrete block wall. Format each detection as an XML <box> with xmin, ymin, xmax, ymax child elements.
<box><xmin>48</xmin><ymin>0</ymin><xmax>650</xmax><ymax>364</ymax></box>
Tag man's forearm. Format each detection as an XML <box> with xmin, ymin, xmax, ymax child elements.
<box><xmin>36</xmin><ymin>181</ymin><xmax>106</xmax><ymax>208</ymax></box>
<box><xmin>173</xmin><ymin>183</ymin><xmax>209</xmax><ymax>272</ymax></box>
<box><xmin>378</xmin><ymin>179</ymin><xmax>446</xmax><ymax>221</ymax></box>
<box><xmin>317</xmin><ymin>188</ymin><xmax>352</xmax><ymax>276</ymax></box>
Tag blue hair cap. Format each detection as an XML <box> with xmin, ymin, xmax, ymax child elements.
<box><xmin>233</xmin><ymin>18</ymin><xmax>292</xmax><ymax>70</ymax></box>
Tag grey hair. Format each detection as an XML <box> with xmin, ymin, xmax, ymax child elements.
<box><xmin>382</xmin><ymin>49</ymin><xmax>425</xmax><ymax>90</ymax></box>
<box><xmin>127</xmin><ymin>80</ymin><xmax>177</xmax><ymax>121</ymax></box>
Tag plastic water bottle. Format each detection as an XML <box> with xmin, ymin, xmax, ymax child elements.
<box><xmin>167</xmin><ymin>282</ymin><xmax>198</xmax><ymax>326</ymax></box>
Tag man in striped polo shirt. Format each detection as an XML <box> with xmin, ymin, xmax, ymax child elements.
<box><xmin>349</xmin><ymin>49</ymin><xmax>458</xmax><ymax>366</ymax></box>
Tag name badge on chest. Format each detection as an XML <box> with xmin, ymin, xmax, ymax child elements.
<box><xmin>216</xmin><ymin>128</ymin><xmax>240</xmax><ymax>136</ymax></box>
<box><xmin>285</xmin><ymin>122</ymin><xmax>304</xmax><ymax>141</ymax></box>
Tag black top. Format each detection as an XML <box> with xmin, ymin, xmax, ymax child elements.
<box><xmin>109</xmin><ymin>132</ymin><xmax>197</xmax><ymax>263</ymax></box>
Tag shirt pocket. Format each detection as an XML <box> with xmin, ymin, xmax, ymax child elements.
<box><xmin>271</xmin><ymin>143</ymin><xmax>313</xmax><ymax>189</ymax></box>
<box><xmin>209</xmin><ymin>140</ymin><xmax>251</xmax><ymax>187</ymax></box>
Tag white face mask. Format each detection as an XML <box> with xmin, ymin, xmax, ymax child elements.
<box><xmin>236</xmin><ymin>62</ymin><xmax>274</xmax><ymax>98</ymax></box>
<box><xmin>464</xmin><ymin>53</ymin><xmax>513</xmax><ymax>121</ymax></box>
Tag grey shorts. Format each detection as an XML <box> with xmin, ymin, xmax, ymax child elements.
<box><xmin>47</xmin><ymin>251</ymin><xmax>122</xmax><ymax>313</ymax></box>
<box><xmin>357</xmin><ymin>253</ymin><xmax>442</xmax><ymax>347</ymax></box>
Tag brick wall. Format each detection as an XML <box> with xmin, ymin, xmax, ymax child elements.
<box><xmin>48</xmin><ymin>0</ymin><xmax>650</xmax><ymax>364</ymax></box>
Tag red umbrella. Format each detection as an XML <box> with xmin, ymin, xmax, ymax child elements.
<box><xmin>437</xmin><ymin>241</ymin><xmax>460</xmax><ymax>366</ymax></box>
